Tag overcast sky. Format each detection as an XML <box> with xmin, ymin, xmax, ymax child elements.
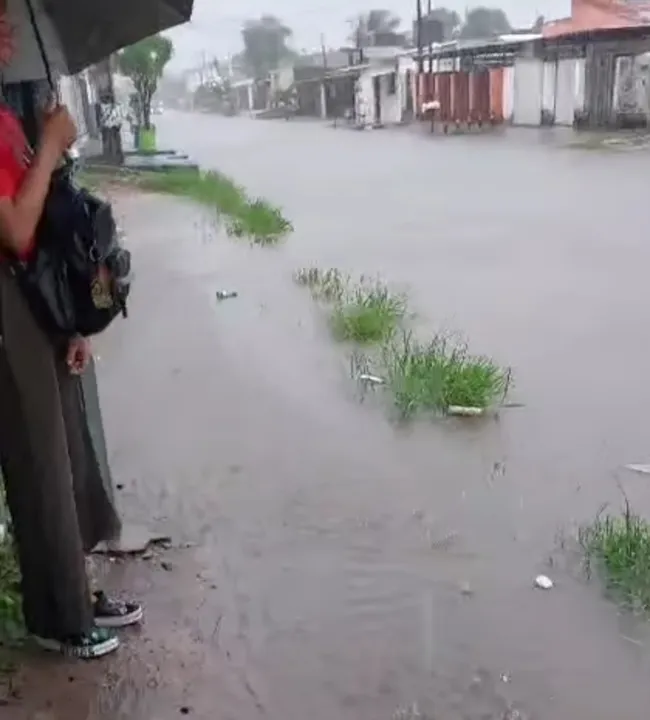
<box><xmin>167</xmin><ymin>0</ymin><xmax>572</xmax><ymax>71</ymax></box>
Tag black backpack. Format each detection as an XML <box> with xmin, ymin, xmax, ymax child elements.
<box><xmin>9</xmin><ymin>163</ymin><xmax>132</xmax><ymax>338</ymax></box>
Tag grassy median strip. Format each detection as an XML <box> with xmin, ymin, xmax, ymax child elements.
<box><xmin>79</xmin><ymin>167</ymin><xmax>293</xmax><ymax>246</ymax></box>
<box><xmin>580</xmin><ymin>504</ymin><xmax>650</xmax><ymax>612</ymax></box>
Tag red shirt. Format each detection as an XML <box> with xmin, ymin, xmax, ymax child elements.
<box><xmin>0</xmin><ymin>105</ymin><xmax>35</xmax><ymax>258</ymax></box>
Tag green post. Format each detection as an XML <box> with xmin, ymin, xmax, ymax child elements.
<box><xmin>138</xmin><ymin>126</ymin><xmax>157</xmax><ymax>152</ymax></box>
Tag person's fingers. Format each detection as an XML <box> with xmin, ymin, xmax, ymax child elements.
<box><xmin>65</xmin><ymin>342</ymin><xmax>77</xmax><ymax>368</ymax></box>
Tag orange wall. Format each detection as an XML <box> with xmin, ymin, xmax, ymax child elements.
<box><xmin>544</xmin><ymin>0</ymin><xmax>650</xmax><ymax>37</ymax></box>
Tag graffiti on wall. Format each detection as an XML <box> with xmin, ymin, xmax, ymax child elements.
<box><xmin>614</xmin><ymin>52</ymin><xmax>650</xmax><ymax>118</ymax></box>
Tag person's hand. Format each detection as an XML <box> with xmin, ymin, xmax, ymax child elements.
<box><xmin>66</xmin><ymin>335</ymin><xmax>91</xmax><ymax>375</ymax></box>
<box><xmin>41</xmin><ymin>105</ymin><xmax>77</xmax><ymax>156</ymax></box>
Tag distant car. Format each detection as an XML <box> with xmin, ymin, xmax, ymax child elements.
<box><xmin>153</xmin><ymin>102</ymin><xmax>164</xmax><ymax>115</ymax></box>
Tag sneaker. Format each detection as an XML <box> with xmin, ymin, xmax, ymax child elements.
<box><xmin>34</xmin><ymin>627</ymin><xmax>119</xmax><ymax>659</ymax></box>
<box><xmin>93</xmin><ymin>590</ymin><xmax>143</xmax><ymax>628</ymax></box>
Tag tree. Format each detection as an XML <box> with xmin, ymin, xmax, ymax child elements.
<box><xmin>241</xmin><ymin>15</ymin><xmax>293</xmax><ymax>79</ymax></box>
<box><xmin>117</xmin><ymin>35</ymin><xmax>173</xmax><ymax>130</ymax></box>
<box><xmin>458</xmin><ymin>7</ymin><xmax>511</xmax><ymax>39</ymax></box>
<box><xmin>414</xmin><ymin>7</ymin><xmax>461</xmax><ymax>44</ymax></box>
<box><xmin>351</xmin><ymin>9</ymin><xmax>401</xmax><ymax>47</ymax></box>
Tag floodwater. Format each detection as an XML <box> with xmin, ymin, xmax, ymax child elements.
<box><xmin>8</xmin><ymin>114</ymin><xmax>650</xmax><ymax>720</ymax></box>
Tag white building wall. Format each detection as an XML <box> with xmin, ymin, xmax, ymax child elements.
<box><xmin>356</xmin><ymin>72</ymin><xmax>374</xmax><ymax>125</ymax></box>
<box><xmin>356</xmin><ymin>68</ymin><xmax>402</xmax><ymax>125</ymax></box>
<box><xmin>542</xmin><ymin>60</ymin><xmax>556</xmax><ymax>117</ymax></box>
<box><xmin>397</xmin><ymin>55</ymin><xmax>416</xmax><ymax>117</ymax></box>
<box><xmin>502</xmin><ymin>65</ymin><xmax>515</xmax><ymax>122</ymax></box>
<box><xmin>574</xmin><ymin>57</ymin><xmax>586</xmax><ymax>113</ymax></box>
<box><xmin>513</xmin><ymin>57</ymin><xmax>543</xmax><ymax>126</ymax></box>
<box><xmin>555</xmin><ymin>58</ymin><xmax>577</xmax><ymax>125</ymax></box>
<box><xmin>380</xmin><ymin>73</ymin><xmax>401</xmax><ymax>124</ymax></box>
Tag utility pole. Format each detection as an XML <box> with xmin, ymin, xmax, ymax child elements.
<box><xmin>416</xmin><ymin>0</ymin><xmax>423</xmax><ymax>118</ymax></box>
<box><xmin>416</xmin><ymin>0</ymin><xmax>424</xmax><ymax>74</ymax></box>
<box><xmin>427</xmin><ymin>0</ymin><xmax>434</xmax><ymax>76</ymax></box>
<box><xmin>320</xmin><ymin>33</ymin><xmax>329</xmax><ymax>121</ymax></box>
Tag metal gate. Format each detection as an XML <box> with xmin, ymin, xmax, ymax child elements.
<box><xmin>489</xmin><ymin>67</ymin><xmax>504</xmax><ymax>122</ymax></box>
<box><xmin>470</xmin><ymin>69</ymin><xmax>490</xmax><ymax>123</ymax></box>
<box><xmin>438</xmin><ymin>73</ymin><xmax>452</xmax><ymax>121</ymax></box>
<box><xmin>453</xmin><ymin>71</ymin><xmax>470</xmax><ymax>121</ymax></box>
<box><xmin>584</xmin><ymin>45</ymin><xmax>616</xmax><ymax>127</ymax></box>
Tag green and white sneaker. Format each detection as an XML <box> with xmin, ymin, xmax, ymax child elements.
<box><xmin>33</xmin><ymin>627</ymin><xmax>119</xmax><ymax>659</ymax></box>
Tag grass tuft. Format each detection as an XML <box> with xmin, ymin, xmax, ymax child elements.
<box><xmin>79</xmin><ymin>167</ymin><xmax>293</xmax><ymax>245</ymax></box>
<box><xmin>0</xmin><ymin>501</ymin><xmax>22</xmax><ymax>642</ymax></box>
<box><xmin>294</xmin><ymin>266</ymin><xmax>348</xmax><ymax>302</ymax></box>
<box><xmin>373</xmin><ymin>331</ymin><xmax>510</xmax><ymax>419</ymax></box>
<box><xmin>0</xmin><ymin>542</ymin><xmax>21</xmax><ymax>643</ymax></box>
<box><xmin>579</xmin><ymin>502</ymin><xmax>650</xmax><ymax>612</ymax></box>
<box><xmin>331</xmin><ymin>282</ymin><xmax>407</xmax><ymax>344</ymax></box>
<box><xmin>294</xmin><ymin>267</ymin><xmax>406</xmax><ymax>343</ymax></box>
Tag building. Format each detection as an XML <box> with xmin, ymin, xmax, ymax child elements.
<box><xmin>321</xmin><ymin>47</ymin><xmax>409</xmax><ymax>126</ymax></box>
<box><xmin>412</xmin><ymin>35</ymin><xmax>540</xmax><ymax>129</ymax></box>
<box><xmin>408</xmin><ymin>0</ymin><xmax>650</xmax><ymax>130</ymax></box>
<box><xmin>543</xmin><ymin>0</ymin><xmax>650</xmax><ymax>127</ymax></box>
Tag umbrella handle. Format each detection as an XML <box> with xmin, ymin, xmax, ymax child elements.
<box><xmin>24</xmin><ymin>0</ymin><xmax>76</xmax><ymax>170</ymax></box>
<box><xmin>24</xmin><ymin>0</ymin><xmax>54</xmax><ymax>90</ymax></box>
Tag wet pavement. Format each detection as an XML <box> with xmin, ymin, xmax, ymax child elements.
<box><xmin>7</xmin><ymin>113</ymin><xmax>650</xmax><ymax>719</ymax></box>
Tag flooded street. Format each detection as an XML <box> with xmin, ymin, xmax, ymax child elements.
<box><xmin>10</xmin><ymin>114</ymin><xmax>650</xmax><ymax>719</ymax></box>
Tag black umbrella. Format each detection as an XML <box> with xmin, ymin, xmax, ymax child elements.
<box><xmin>45</xmin><ymin>0</ymin><xmax>194</xmax><ymax>73</ymax></box>
<box><xmin>10</xmin><ymin>0</ymin><xmax>194</xmax><ymax>76</ymax></box>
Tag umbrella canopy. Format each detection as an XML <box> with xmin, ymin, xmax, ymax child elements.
<box><xmin>4</xmin><ymin>0</ymin><xmax>193</xmax><ymax>78</ymax></box>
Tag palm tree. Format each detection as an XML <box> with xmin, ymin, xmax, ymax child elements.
<box><xmin>350</xmin><ymin>9</ymin><xmax>401</xmax><ymax>47</ymax></box>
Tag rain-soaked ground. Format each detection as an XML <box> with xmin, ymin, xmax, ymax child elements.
<box><xmin>7</xmin><ymin>114</ymin><xmax>650</xmax><ymax>720</ymax></box>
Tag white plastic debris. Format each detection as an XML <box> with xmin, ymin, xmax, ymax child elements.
<box><xmin>447</xmin><ymin>406</ymin><xmax>485</xmax><ymax>417</ymax></box>
<box><xmin>625</xmin><ymin>464</ymin><xmax>650</xmax><ymax>475</ymax></box>
<box><xmin>534</xmin><ymin>575</ymin><xmax>554</xmax><ymax>590</ymax></box>
<box><xmin>359</xmin><ymin>374</ymin><xmax>385</xmax><ymax>385</ymax></box>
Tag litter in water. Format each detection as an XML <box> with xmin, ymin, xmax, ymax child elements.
<box><xmin>359</xmin><ymin>374</ymin><xmax>385</xmax><ymax>385</ymax></box>
<box><xmin>460</xmin><ymin>581</ymin><xmax>474</xmax><ymax>597</ymax></box>
<box><xmin>624</xmin><ymin>464</ymin><xmax>650</xmax><ymax>475</ymax></box>
<box><xmin>447</xmin><ymin>406</ymin><xmax>485</xmax><ymax>417</ymax></box>
<box><xmin>216</xmin><ymin>290</ymin><xmax>238</xmax><ymax>301</ymax></box>
<box><xmin>534</xmin><ymin>575</ymin><xmax>554</xmax><ymax>590</ymax></box>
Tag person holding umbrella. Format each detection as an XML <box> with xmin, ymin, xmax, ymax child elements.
<box><xmin>0</xmin><ymin>4</ymin><xmax>142</xmax><ymax>659</ymax></box>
